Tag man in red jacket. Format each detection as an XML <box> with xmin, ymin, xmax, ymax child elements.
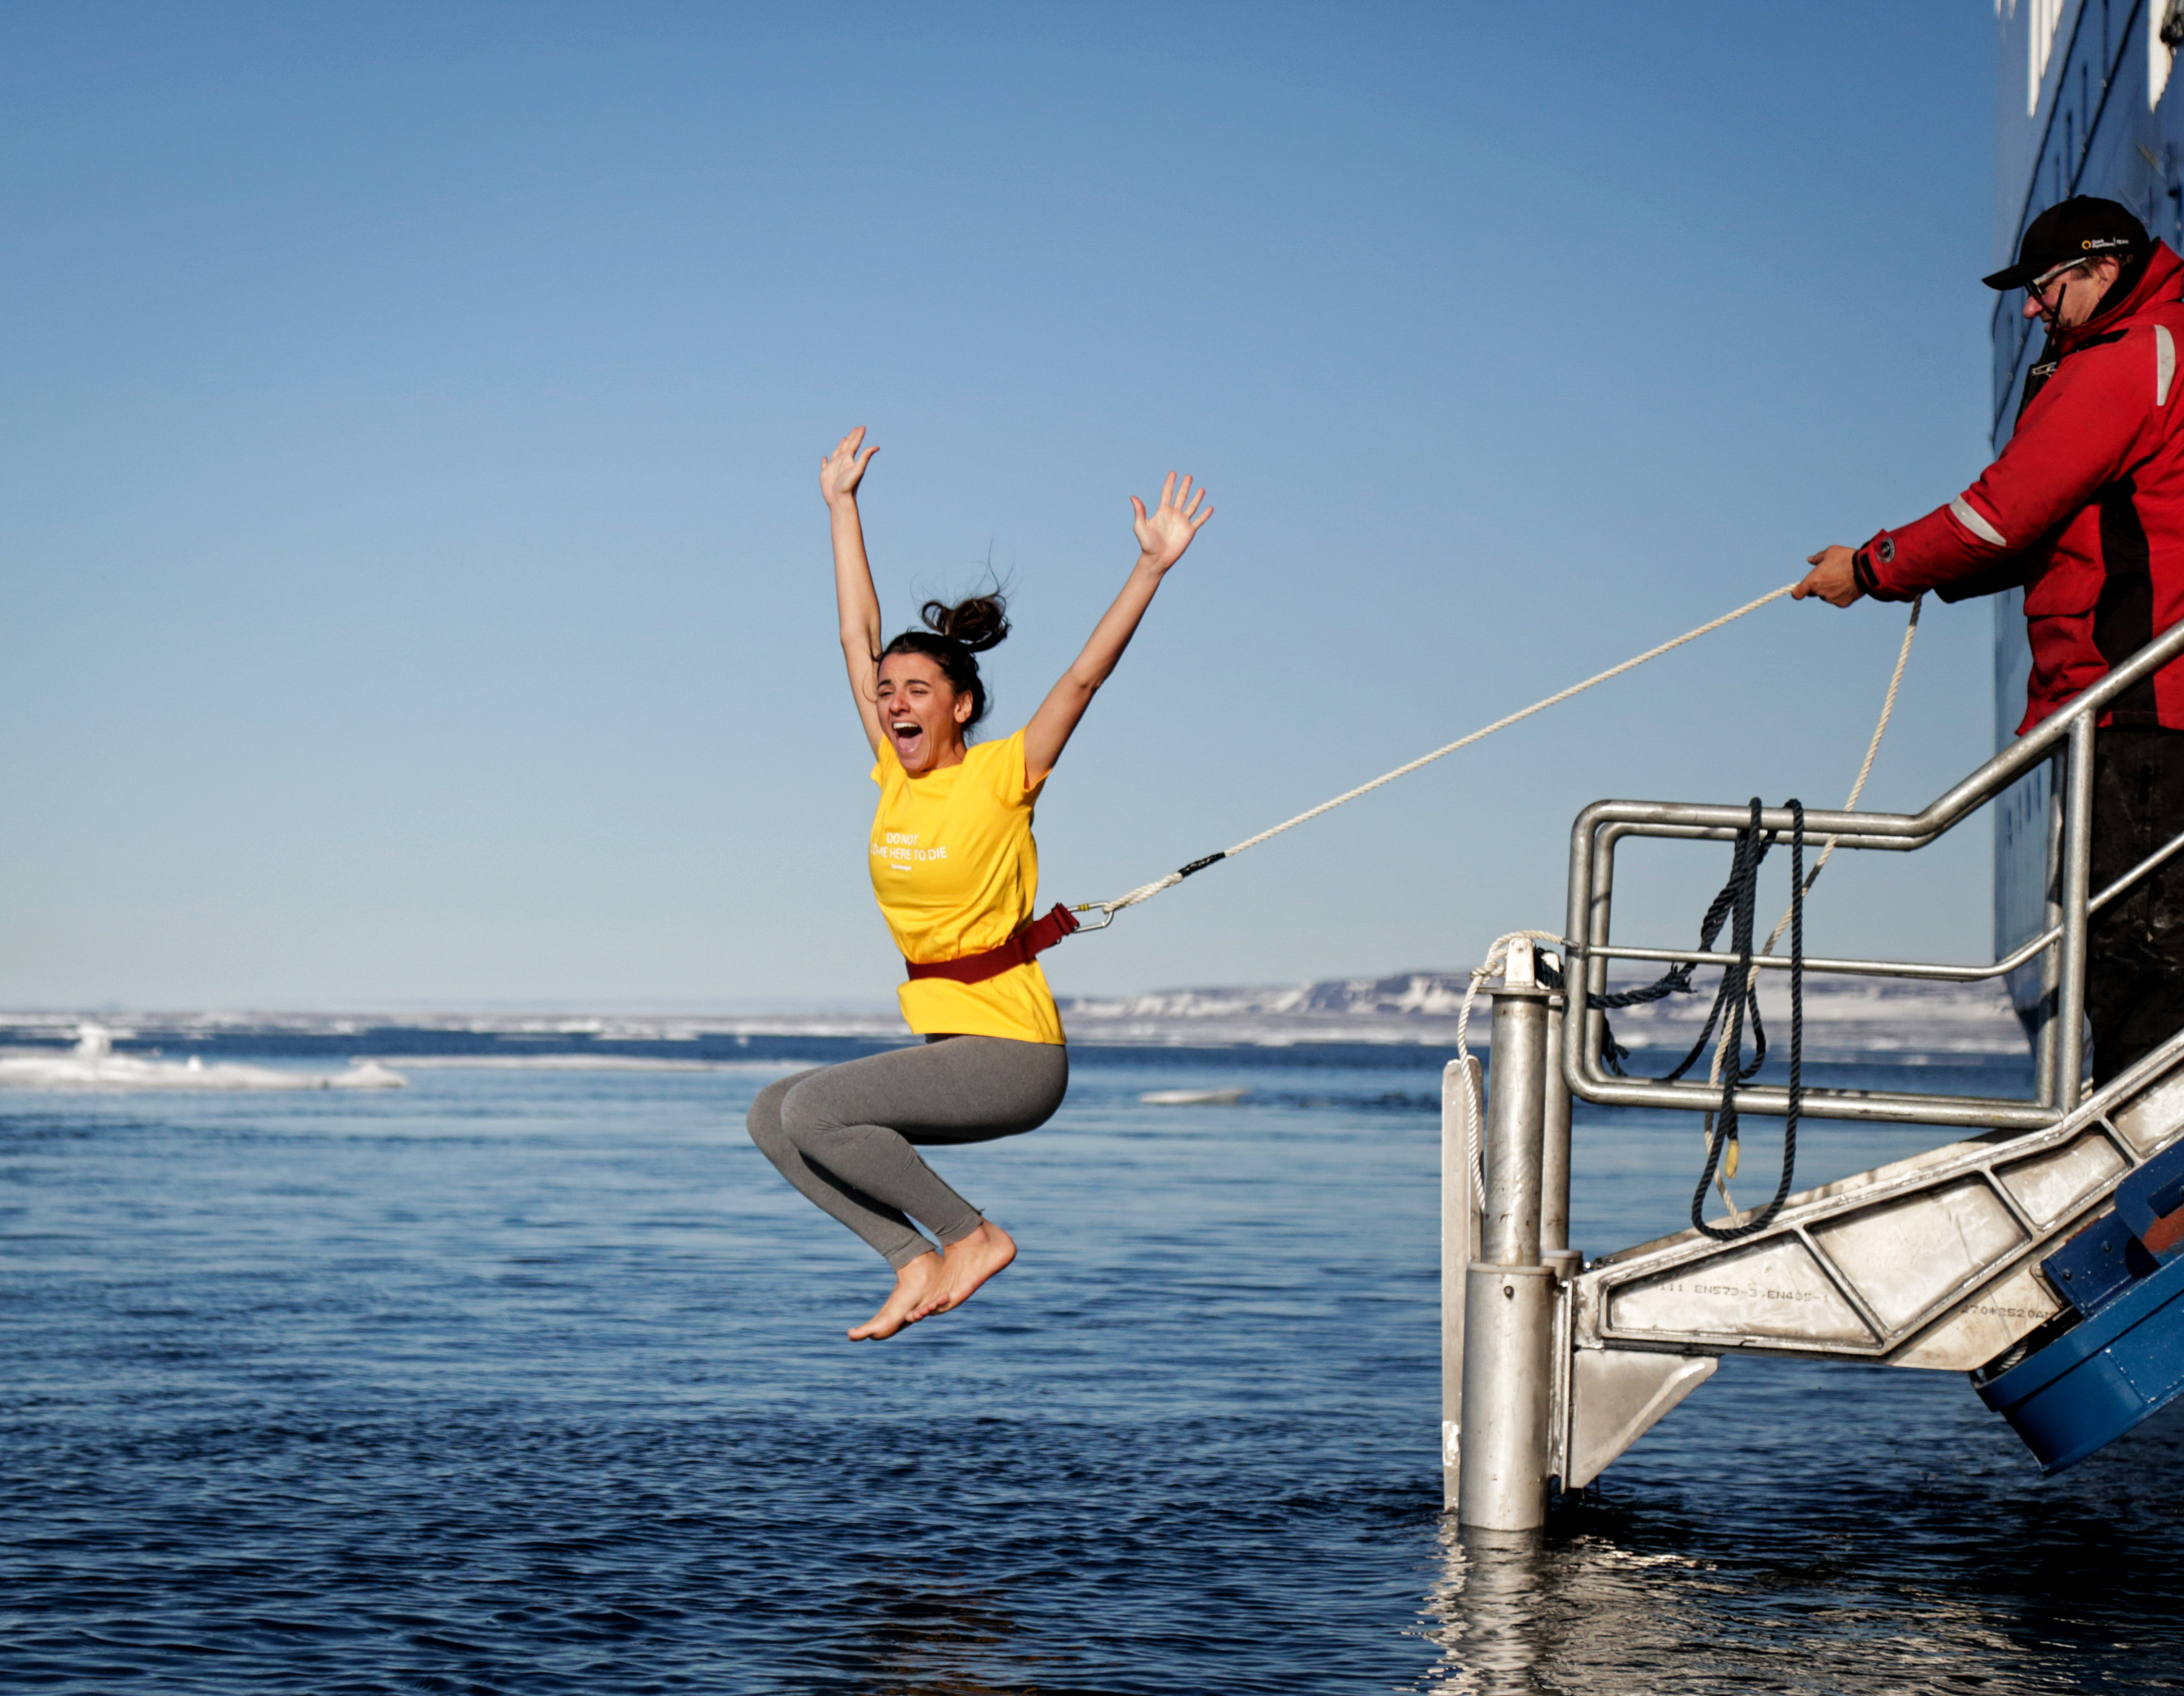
<box><xmin>1797</xmin><ymin>197</ymin><xmax>2184</xmax><ymax>1085</ymax></box>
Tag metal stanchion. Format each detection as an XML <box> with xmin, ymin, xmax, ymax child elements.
<box><xmin>1458</xmin><ymin>938</ymin><xmax>1561</xmax><ymax>1531</ymax></box>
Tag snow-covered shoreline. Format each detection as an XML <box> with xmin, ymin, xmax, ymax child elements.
<box><xmin>0</xmin><ymin>971</ymin><xmax>2031</xmax><ymax>1060</ymax></box>
<box><xmin>1059</xmin><ymin>971</ymin><xmax>2027</xmax><ymax>1056</ymax></box>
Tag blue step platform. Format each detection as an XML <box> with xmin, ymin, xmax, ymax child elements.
<box><xmin>1978</xmin><ymin>1138</ymin><xmax>2184</xmax><ymax>1473</ymax></box>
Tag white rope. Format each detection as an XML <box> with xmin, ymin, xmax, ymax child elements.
<box><xmin>1702</xmin><ymin>595</ymin><xmax>1924</xmax><ymax>1216</ymax></box>
<box><xmin>1085</xmin><ymin>580</ymin><xmax>1803</xmax><ymax>917</ymax></box>
<box><xmin>1765</xmin><ymin>593</ymin><xmax>1924</xmax><ymax>942</ymax></box>
<box><xmin>1455</xmin><ymin>932</ymin><xmax>1567</xmax><ymax>1201</ymax></box>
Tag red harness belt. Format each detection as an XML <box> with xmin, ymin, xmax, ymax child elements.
<box><xmin>904</xmin><ymin>904</ymin><xmax>1081</xmax><ymax>985</ymax></box>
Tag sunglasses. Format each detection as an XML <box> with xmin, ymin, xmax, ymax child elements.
<box><xmin>2028</xmin><ymin>256</ymin><xmax>2095</xmax><ymax>298</ymax></box>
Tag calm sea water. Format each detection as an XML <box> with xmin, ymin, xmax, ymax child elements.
<box><xmin>2</xmin><ymin>1037</ymin><xmax>2179</xmax><ymax>1694</ymax></box>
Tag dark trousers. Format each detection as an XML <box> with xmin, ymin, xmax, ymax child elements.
<box><xmin>2088</xmin><ymin>727</ymin><xmax>2184</xmax><ymax>1085</ymax></box>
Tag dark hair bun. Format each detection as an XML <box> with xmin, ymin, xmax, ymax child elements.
<box><xmin>921</xmin><ymin>593</ymin><xmax>1009</xmax><ymax>654</ymax></box>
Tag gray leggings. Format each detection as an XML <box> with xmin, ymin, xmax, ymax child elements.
<box><xmin>746</xmin><ymin>1036</ymin><xmax>1069</xmax><ymax>1269</ymax></box>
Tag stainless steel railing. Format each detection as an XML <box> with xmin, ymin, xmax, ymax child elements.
<box><xmin>1560</xmin><ymin>616</ymin><xmax>2184</xmax><ymax>1132</ymax></box>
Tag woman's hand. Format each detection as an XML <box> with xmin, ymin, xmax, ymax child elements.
<box><xmin>1131</xmin><ymin>472</ymin><xmax>1213</xmax><ymax>572</ymax></box>
<box><xmin>821</xmin><ymin>427</ymin><xmax>880</xmax><ymax>509</ymax></box>
<box><xmin>824</xmin><ymin>427</ymin><xmax>887</xmax><ymax>757</ymax></box>
<box><xmin>1023</xmin><ymin>469</ymin><xmax>1215</xmax><ymax>784</ymax></box>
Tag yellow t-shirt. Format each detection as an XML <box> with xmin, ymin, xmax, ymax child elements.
<box><xmin>869</xmin><ymin>728</ymin><xmax>1066</xmax><ymax>1045</ymax></box>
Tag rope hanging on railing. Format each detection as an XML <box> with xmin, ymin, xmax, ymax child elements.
<box><xmin>1680</xmin><ymin>800</ymin><xmax>1806</xmax><ymax>1242</ymax></box>
<box><xmin>1070</xmin><ymin>581</ymin><xmax>1803</xmax><ymax>925</ymax></box>
<box><xmin>1585</xmin><ymin>799</ymin><xmax>1806</xmax><ymax>1238</ymax></box>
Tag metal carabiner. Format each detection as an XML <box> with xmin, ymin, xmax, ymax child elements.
<box><xmin>1068</xmin><ymin>904</ymin><xmax>1118</xmax><ymax>932</ymax></box>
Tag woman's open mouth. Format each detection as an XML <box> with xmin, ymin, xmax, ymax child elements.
<box><xmin>890</xmin><ymin>719</ymin><xmax>924</xmax><ymax>755</ymax></box>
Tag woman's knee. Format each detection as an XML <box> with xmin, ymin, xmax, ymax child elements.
<box><xmin>777</xmin><ymin>1064</ymin><xmax>877</xmax><ymax>1150</ymax></box>
<box><xmin>777</xmin><ymin>1076</ymin><xmax>847</xmax><ymax>1146</ymax></box>
<box><xmin>746</xmin><ymin>1071</ymin><xmax>815</xmax><ymax>1149</ymax></box>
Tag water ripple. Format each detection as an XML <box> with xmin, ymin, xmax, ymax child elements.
<box><xmin>1</xmin><ymin>1046</ymin><xmax>2179</xmax><ymax>1691</ymax></box>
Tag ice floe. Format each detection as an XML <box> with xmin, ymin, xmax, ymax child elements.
<box><xmin>0</xmin><ymin>1025</ymin><xmax>406</xmax><ymax>1091</ymax></box>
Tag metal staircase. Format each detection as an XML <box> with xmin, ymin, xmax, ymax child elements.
<box><xmin>1444</xmin><ymin>618</ymin><xmax>2184</xmax><ymax>1528</ymax></box>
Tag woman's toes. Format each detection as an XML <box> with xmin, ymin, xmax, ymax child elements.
<box><xmin>847</xmin><ymin>1254</ymin><xmax>942</xmax><ymax>1340</ymax></box>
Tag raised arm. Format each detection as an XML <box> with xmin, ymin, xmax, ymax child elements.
<box><xmin>821</xmin><ymin>428</ymin><xmax>887</xmax><ymax>757</ymax></box>
<box><xmin>1022</xmin><ymin>471</ymin><xmax>1212</xmax><ymax>784</ymax></box>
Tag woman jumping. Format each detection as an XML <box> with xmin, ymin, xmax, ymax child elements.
<box><xmin>746</xmin><ymin>427</ymin><xmax>1212</xmax><ymax>1340</ymax></box>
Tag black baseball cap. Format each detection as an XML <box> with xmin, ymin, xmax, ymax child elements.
<box><xmin>1984</xmin><ymin>196</ymin><xmax>2149</xmax><ymax>290</ymax></box>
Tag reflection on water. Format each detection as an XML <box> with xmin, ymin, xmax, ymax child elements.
<box><xmin>2</xmin><ymin>1042</ymin><xmax>2181</xmax><ymax>1693</ymax></box>
<box><xmin>1420</xmin><ymin>1526</ymin><xmax>1557</xmax><ymax>1695</ymax></box>
<box><xmin>1418</xmin><ymin>1363</ymin><xmax>2184</xmax><ymax>1694</ymax></box>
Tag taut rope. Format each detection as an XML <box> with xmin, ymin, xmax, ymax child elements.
<box><xmin>1074</xmin><ymin>581</ymin><xmax>1802</xmax><ymax>924</ymax></box>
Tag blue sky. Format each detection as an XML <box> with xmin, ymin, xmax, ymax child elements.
<box><xmin>0</xmin><ymin>3</ymin><xmax>2004</xmax><ymax>1009</ymax></box>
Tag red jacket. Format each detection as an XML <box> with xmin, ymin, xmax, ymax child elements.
<box><xmin>1859</xmin><ymin>241</ymin><xmax>2184</xmax><ymax>733</ymax></box>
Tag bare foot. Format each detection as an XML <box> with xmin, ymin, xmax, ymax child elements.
<box><xmin>911</xmin><ymin>1220</ymin><xmax>1017</xmax><ymax>1320</ymax></box>
<box><xmin>848</xmin><ymin>1250</ymin><xmax>944</xmax><ymax>1341</ymax></box>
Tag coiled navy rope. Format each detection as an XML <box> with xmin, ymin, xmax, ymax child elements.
<box><xmin>1686</xmin><ymin>799</ymin><xmax>1808</xmax><ymax>1239</ymax></box>
<box><xmin>1624</xmin><ymin>799</ymin><xmax>1805</xmax><ymax>1242</ymax></box>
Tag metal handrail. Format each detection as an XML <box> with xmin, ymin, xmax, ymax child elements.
<box><xmin>1586</xmin><ymin>827</ymin><xmax>2184</xmax><ymax>983</ymax></box>
<box><xmin>1587</xmin><ymin>924</ymin><xmax>2057</xmax><ymax>985</ymax></box>
<box><xmin>1561</xmin><ymin>614</ymin><xmax>2184</xmax><ymax>1129</ymax></box>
